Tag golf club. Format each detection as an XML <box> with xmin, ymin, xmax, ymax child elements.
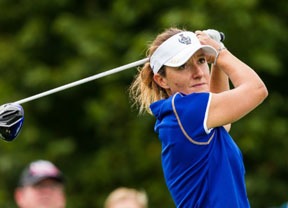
<box><xmin>0</xmin><ymin>58</ymin><xmax>148</xmax><ymax>142</ymax></box>
<box><xmin>0</xmin><ymin>29</ymin><xmax>225</xmax><ymax>142</ymax></box>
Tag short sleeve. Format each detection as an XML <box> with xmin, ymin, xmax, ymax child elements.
<box><xmin>172</xmin><ymin>92</ymin><xmax>214</xmax><ymax>144</ymax></box>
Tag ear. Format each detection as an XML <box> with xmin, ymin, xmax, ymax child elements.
<box><xmin>153</xmin><ymin>73</ymin><xmax>170</xmax><ymax>90</ymax></box>
<box><xmin>14</xmin><ymin>188</ymin><xmax>24</xmax><ymax>207</ymax></box>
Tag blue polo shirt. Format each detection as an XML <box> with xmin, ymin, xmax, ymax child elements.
<box><xmin>150</xmin><ymin>92</ymin><xmax>250</xmax><ymax>208</ymax></box>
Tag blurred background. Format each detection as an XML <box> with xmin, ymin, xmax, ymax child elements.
<box><xmin>0</xmin><ymin>0</ymin><xmax>287</xmax><ymax>207</ymax></box>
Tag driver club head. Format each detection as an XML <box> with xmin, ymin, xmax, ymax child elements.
<box><xmin>0</xmin><ymin>103</ymin><xmax>24</xmax><ymax>142</ymax></box>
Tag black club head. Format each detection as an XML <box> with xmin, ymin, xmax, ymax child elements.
<box><xmin>0</xmin><ymin>103</ymin><xmax>24</xmax><ymax>142</ymax></box>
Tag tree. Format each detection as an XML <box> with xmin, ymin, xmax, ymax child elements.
<box><xmin>0</xmin><ymin>0</ymin><xmax>287</xmax><ymax>207</ymax></box>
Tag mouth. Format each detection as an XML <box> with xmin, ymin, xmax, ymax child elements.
<box><xmin>192</xmin><ymin>83</ymin><xmax>206</xmax><ymax>88</ymax></box>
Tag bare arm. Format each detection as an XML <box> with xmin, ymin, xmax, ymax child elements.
<box><xmin>209</xmin><ymin>64</ymin><xmax>231</xmax><ymax>132</ymax></box>
<box><xmin>196</xmin><ymin>30</ymin><xmax>268</xmax><ymax>129</ymax></box>
<box><xmin>208</xmin><ymin>49</ymin><xmax>268</xmax><ymax>128</ymax></box>
<box><xmin>210</xmin><ymin>64</ymin><xmax>229</xmax><ymax>93</ymax></box>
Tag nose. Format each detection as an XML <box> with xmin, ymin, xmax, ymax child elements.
<box><xmin>191</xmin><ymin>64</ymin><xmax>204</xmax><ymax>79</ymax></box>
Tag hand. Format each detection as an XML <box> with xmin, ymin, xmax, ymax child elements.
<box><xmin>195</xmin><ymin>30</ymin><xmax>221</xmax><ymax>64</ymax></box>
<box><xmin>202</xmin><ymin>29</ymin><xmax>224</xmax><ymax>43</ymax></box>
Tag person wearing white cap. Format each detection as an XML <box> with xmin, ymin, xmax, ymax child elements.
<box><xmin>14</xmin><ymin>160</ymin><xmax>66</xmax><ymax>208</ymax></box>
<box><xmin>129</xmin><ymin>28</ymin><xmax>268</xmax><ymax>207</ymax></box>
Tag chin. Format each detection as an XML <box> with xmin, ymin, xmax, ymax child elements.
<box><xmin>197</xmin><ymin>89</ymin><xmax>209</xmax><ymax>93</ymax></box>
<box><xmin>184</xmin><ymin>89</ymin><xmax>207</xmax><ymax>94</ymax></box>
<box><xmin>193</xmin><ymin>86</ymin><xmax>209</xmax><ymax>93</ymax></box>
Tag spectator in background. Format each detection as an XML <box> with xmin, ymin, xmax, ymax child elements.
<box><xmin>14</xmin><ymin>160</ymin><xmax>66</xmax><ymax>208</ymax></box>
<box><xmin>104</xmin><ymin>187</ymin><xmax>148</xmax><ymax>208</ymax></box>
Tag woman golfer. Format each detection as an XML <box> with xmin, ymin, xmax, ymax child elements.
<box><xmin>129</xmin><ymin>28</ymin><xmax>268</xmax><ymax>208</ymax></box>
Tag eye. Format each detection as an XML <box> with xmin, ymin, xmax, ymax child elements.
<box><xmin>198</xmin><ymin>57</ymin><xmax>206</xmax><ymax>64</ymax></box>
<box><xmin>178</xmin><ymin>63</ymin><xmax>188</xmax><ymax>70</ymax></box>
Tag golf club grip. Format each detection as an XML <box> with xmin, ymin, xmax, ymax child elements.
<box><xmin>203</xmin><ymin>29</ymin><xmax>225</xmax><ymax>42</ymax></box>
<box><xmin>14</xmin><ymin>58</ymin><xmax>149</xmax><ymax>105</ymax></box>
<box><xmin>219</xmin><ymin>32</ymin><xmax>225</xmax><ymax>41</ymax></box>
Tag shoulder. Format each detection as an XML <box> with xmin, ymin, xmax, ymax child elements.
<box><xmin>150</xmin><ymin>92</ymin><xmax>211</xmax><ymax>119</ymax></box>
<box><xmin>172</xmin><ymin>92</ymin><xmax>210</xmax><ymax>105</ymax></box>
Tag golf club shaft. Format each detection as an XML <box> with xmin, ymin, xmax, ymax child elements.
<box><xmin>14</xmin><ymin>58</ymin><xmax>149</xmax><ymax>105</ymax></box>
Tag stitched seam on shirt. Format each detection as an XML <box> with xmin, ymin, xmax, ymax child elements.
<box><xmin>172</xmin><ymin>92</ymin><xmax>215</xmax><ymax>145</ymax></box>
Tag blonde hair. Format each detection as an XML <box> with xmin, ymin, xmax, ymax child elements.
<box><xmin>129</xmin><ymin>27</ymin><xmax>185</xmax><ymax>114</ymax></box>
<box><xmin>104</xmin><ymin>187</ymin><xmax>148</xmax><ymax>208</ymax></box>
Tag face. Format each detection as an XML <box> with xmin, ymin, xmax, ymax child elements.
<box><xmin>154</xmin><ymin>49</ymin><xmax>210</xmax><ymax>96</ymax></box>
<box><xmin>108</xmin><ymin>198</ymin><xmax>143</xmax><ymax>208</ymax></box>
<box><xmin>15</xmin><ymin>179</ymin><xmax>66</xmax><ymax>208</ymax></box>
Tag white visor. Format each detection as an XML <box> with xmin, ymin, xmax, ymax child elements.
<box><xmin>150</xmin><ymin>31</ymin><xmax>217</xmax><ymax>74</ymax></box>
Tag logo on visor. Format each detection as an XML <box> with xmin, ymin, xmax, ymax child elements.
<box><xmin>178</xmin><ymin>34</ymin><xmax>191</xmax><ymax>45</ymax></box>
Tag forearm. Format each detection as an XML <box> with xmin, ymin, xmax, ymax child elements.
<box><xmin>209</xmin><ymin>64</ymin><xmax>230</xmax><ymax>93</ymax></box>
<box><xmin>201</xmin><ymin>30</ymin><xmax>266</xmax><ymax>94</ymax></box>
<box><xmin>198</xmin><ymin>31</ymin><xmax>268</xmax><ymax>130</ymax></box>
<box><xmin>216</xmin><ymin>50</ymin><xmax>264</xmax><ymax>88</ymax></box>
<box><xmin>210</xmin><ymin>64</ymin><xmax>231</xmax><ymax>132</ymax></box>
<box><xmin>207</xmin><ymin>48</ymin><xmax>268</xmax><ymax>130</ymax></box>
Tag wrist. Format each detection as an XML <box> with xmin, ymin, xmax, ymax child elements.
<box><xmin>213</xmin><ymin>44</ymin><xmax>226</xmax><ymax>66</ymax></box>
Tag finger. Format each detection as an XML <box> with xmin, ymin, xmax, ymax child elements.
<box><xmin>195</xmin><ymin>31</ymin><xmax>204</xmax><ymax>39</ymax></box>
<box><xmin>195</xmin><ymin>30</ymin><xmax>204</xmax><ymax>37</ymax></box>
<box><xmin>195</xmin><ymin>31</ymin><xmax>209</xmax><ymax>40</ymax></box>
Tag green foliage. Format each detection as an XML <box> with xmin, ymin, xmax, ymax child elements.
<box><xmin>0</xmin><ymin>0</ymin><xmax>287</xmax><ymax>207</ymax></box>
